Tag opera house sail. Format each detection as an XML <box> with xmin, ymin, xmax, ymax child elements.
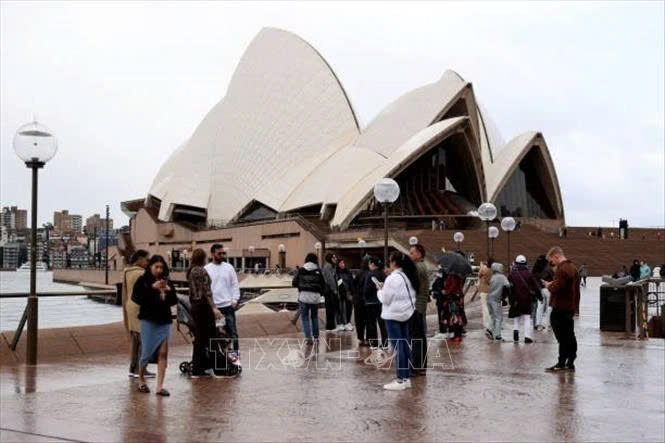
<box><xmin>122</xmin><ymin>27</ymin><xmax>564</xmax><ymax>268</ymax></box>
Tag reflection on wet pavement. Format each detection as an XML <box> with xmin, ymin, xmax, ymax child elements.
<box><xmin>1</xmin><ymin>279</ymin><xmax>663</xmax><ymax>442</ymax></box>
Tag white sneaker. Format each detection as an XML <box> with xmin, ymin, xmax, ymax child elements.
<box><xmin>383</xmin><ymin>378</ymin><xmax>412</xmax><ymax>391</ymax></box>
<box><xmin>346</xmin><ymin>323</ymin><xmax>354</xmax><ymax>331</ymax></box>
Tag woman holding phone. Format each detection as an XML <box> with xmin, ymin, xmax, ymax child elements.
<box><xmin>377</xmin><ymin>251</ymin><xmax>419</xmax><ymax>391</ymax></box>
<box><xmin>131</xmin><ymin>255</ymin><xmax>177</xmax><ymax>396</ymax></box>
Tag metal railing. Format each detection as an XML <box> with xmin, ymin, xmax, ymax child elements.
<box><xmin>1</xmin><ymin>287</ymin><xmax>190</xmax><ymax>354</ymax></box>
<box><xmin>624</xmin><ymin>278</ymin><xmax>664</xmax><ymax>339</ymax></box>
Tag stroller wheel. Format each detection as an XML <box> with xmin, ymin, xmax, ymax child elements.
<box><xmin>179</xmin><ymin>361</ymin><xmax>192</xmax><ymax>374</ymax></box>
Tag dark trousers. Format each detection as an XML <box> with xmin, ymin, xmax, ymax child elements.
<box><xmin>220</xmin><ymin>306</ymin><xmax>239</xmax><ymax>352</ymax></box>
<box><xmin>354</xmin><ymin>302</ymin><xmax>367</xmax><ymax>341</ymax></box>
<box><xmin>365</xmin><ymin>303</ymin><xmax>387</xmax><ymax>347</ymax></box>
<box><xmin>324</xmin><ymin>292</ymin><xmax>338</xmax><ymax>330</ymax></box>
<box><xmin>409</xmin><ymin>312</ymin><xmax>428</xmax><ymax>371</ymax></box>
<box><xmin>191</xmin><ymin>303</ymin><xmax>216</xmax><ymax>373</ymax></box>
<box><xmin>129</xmin><ymin>331</ymin><xmax>141</xmax><ymax>374</ymax></box>
<box><xmin>338</xmin><ymin>297</ymin><xmax>353</xmax><ymax>325</ymax></box>
<box><xmin>550</xmin><ymin>309</ymin><xmax>577</xmax><ymax>365</ymax></box>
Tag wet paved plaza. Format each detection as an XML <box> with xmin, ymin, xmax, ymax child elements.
<box><xmin>1</xmin><ymin>279</ymin><xmax>663</xmax><ymax>442</ymax></box>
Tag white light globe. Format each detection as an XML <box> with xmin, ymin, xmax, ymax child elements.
<box><xmin>13</xmin><ymin>121</ymin><xmax>58</xmax><ymax>164</ymax></box>
<box><xmin>358</xmin><ymin>239</ymin><xmax>366</xmax><ymax>247</ymax></box>
<box><xmin>248</xmin><ymin>245</ymin><xmax>255</xmax><ymax>253</ymax></box>
<box><xmin>373</xmin><ymin>178</ymin><xmax>400</xmax><ymax>204</ymax></box>
<box><xmin>409</xmin><ymin>236</ymin><xmax>418</xmax><ymax>245</ymax></box>
<box><xmin>478</xmin><ymin>203</ymin><xmax>497</xmax><ymax>221</ymax></box>
<box><xmin>501</xmin><ymin>217</ymin><xmax>516</xmax><ymax>232</ymax></box>
<box><xmin>453</xmin><ymin>232</ymin><xmax>464</xmax><ymax>243</ymax></box>
<box><xmin>278</xmin><ymin>244</ymin><xmax>286</xmax><ymax>252</ymax></box>
<box><xmin>488</xmin><ymin>226</ymin><xmax>500</xmax><ymax>239</ymax></box>
<box><xmin>314</xmin><ymin>242</ymin><xmax>322</xmax><ymax>250</ymax></box>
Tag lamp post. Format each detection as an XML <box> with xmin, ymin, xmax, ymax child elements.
<box><xmin>314</xmin><ymin>241</ymin><xmax>322</xmax><ymax>265</ymax></box>
<box><xmin>105</xmin><ymin>205</ymin><xmax>110</xmax><ymax>285</ymax></box>
<box><xmin>13</xmin><ymin>120</ymin><xmax>58</xmax><ymax>365</ymax></box>
<box><xmin>373</xmin><ymin>178</ymin><xmax>400</xmax><ymax>265</ymax></box>
<box><xmin>488</xmin><ymin>226</ymin><xmax>499</xmax><ymax>260</ymax></box>
<box><xmin>278</xmin><ymin>243</ymin><xmax>286</xmax><ymax>269</ymax></box>
<box><xmin>358</xmin><ymin>239</ymin><xmax>366</xmax><ymax>262</ymax></box>
<box><xmin>453</xmin><ymin>231</ymin><xmax>464</xmax><ymax>251</ymax></box>
<box><xmin>500</xmin><ymin>217</ymin><xmax>516</xmax><ymax>266</ymax></box>
<box><xmin>478</xmin><ymin>202</ymin><xmax>497</xmax><ymax>261</ymax></box>
<box><xmin>248</xmin><ymin>245</ymin><xmax>255</xmax><ymax>271</ymax></box>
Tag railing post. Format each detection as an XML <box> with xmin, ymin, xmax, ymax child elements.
<box><xmin>9</xmin><ymin>305</ymin><xmax>29</xmax><ymax>351</ymax></box>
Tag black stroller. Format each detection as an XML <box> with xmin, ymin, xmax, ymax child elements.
<box><xmin>176</xmin><ymin>294</ymin><xmax>242</xmax><ymax>377</ymax></box>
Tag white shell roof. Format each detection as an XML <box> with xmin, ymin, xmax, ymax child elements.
<box><xmin>148</xmin><ymin>28</ymin><xmax>563</xmax><ymax>226</ymax></box>
<box><xmin>485</xmin><ymin>131</ymin><xmax>564</xmax><ymax>217</ymax></box>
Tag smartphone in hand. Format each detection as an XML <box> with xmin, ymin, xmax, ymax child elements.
<box><xmin>371</xmin><ymin>276</ymin><xmax>382</xmax><ymax>289</ymax></box>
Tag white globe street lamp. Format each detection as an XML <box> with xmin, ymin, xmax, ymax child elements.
<box><xmin>477</xmin><ymin>202</ymin><xmax>497</xmax><ymax>261</ymax></box>
<box><xmin>374</xmin><ymin>178</ymin><xmax>400</xmax><ymax>265</ymax></box>
<box><xmin>409</xmin><ymin>236</ymin><xmax>418</xmax><ymax>246</ymax></box>
<box><xmin>278</xmin><ymin>244</ymin><xmax>286</xmax><ymax>269</ymax></box>
<box><xmin>488</xmin><ymin>226</ymin><xmax>499</xmax><ymax>260</ymax></box>
<box><xmin>453</xmin><ymin>231</ymin><xmax>464</xmax><ymax>250</ymax></box>
<box><xmin>358</xmin><ymin>238</ymin><xmax>366</xmax><ymax>261</ymax></box>
<box><xmin>13</xmin><ymin>120</ymin><xmax>58</xmax><ymax>365</ymax></box>
<box><xmin>501</xmin><ymin>217</ymin><xmax>516</xmax><ymax>266</ymax></box>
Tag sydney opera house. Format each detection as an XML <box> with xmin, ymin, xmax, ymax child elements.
<box><xmin>121</xmin><ymin>27</ymin><xmax>564</xmax><ymax>269</ymax></box>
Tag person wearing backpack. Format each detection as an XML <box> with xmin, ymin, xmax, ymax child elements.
<box><xmin>377</xmin><ymin>251</ymin><xmax>419</xmax><ymax>391</ymax></box>
<box><xmin>508</xmin><ymin>255</ymin><xmax>541</xmax><ymax>343</ymax></box>
<box><xmin>293</xmin><ymin>253</ymin><xmax>326</xmax><ymax>344</ymax></box>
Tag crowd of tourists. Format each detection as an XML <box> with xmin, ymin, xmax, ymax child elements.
<box><xmin>122</xmin><ymin>239</ymin><xmax>586</xmax><ymax>394</ymax></box>
<box><xmin>292</xmin><ymin>244</ymin><xmax>583</xmax><ymax>389</ymax></box>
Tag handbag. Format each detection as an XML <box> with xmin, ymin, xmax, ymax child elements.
<box><xmin>515</xmin><ymin>269</ymin><xmax>541</xmax><ymax>302</ymax></box>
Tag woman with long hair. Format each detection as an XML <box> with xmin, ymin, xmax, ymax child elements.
<box><xmin>377</xmin><ymin>251</ymin><xmax>419</xmax><ymax>391</ymax></box>
<box><xmin>131</xmin><ymin>255</ymin><xmax>177</xmax><ymax>395</ymax></box>
<box><xmin>187</xmin><ymin>248</ymin><xmax>223</xmax><ymax>377</ymax></box>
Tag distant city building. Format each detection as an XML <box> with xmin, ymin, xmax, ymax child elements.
<box><xmin>0</xmin><ymin>226</ymin><xmax>8</xmax><ymax>247</ymax></box>
<box><xmin>54</xmin><ymin>210</ymin><xmax>83</xmax><ymax>234</ymax></box>
<box><xmin>49</xmin><ymin>249</ymin><xmax>67</xmax><ymax>269</ymax></box>
<box><xmin>1</xmin><ymin>243</ymin><xmax>27</xmax><ymax>269</ymax></box>
<box><xmin>1</xmin><ymin>206</ymin><xmax>28</xmax><ymax>231</ymax></box>
<box><xmin>85</xmin><ymin>214</ymin><xmax>113</xmax><ymax>235</ymax></box>
<box><xmin>68</xmin><ymin>245</ymin><xmax>90</xmax><ymax>268</ymax></box>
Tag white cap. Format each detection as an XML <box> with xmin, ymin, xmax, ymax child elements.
<box><xmin>515</xmin><ymin>255</ymin><xmax>527</xmax><ymax>264</ymax></box>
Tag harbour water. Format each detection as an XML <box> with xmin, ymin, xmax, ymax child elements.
<box><xmin>0</xmin><ymin>271</ymin><xmax>122</xmax><ymax>332</ymax></box>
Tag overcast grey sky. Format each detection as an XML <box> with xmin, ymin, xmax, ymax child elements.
<box><xmin>1</xmin><ymin>1</ymin><xmax>663</xmax><ymax>228</ymax></box>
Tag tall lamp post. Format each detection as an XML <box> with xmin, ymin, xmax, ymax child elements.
<box><xmin>105</xmin><ymin>205</ymin><xmax>110</xmax><ymax>285</ymax></box>
<box><xmin>278</xmin><ymin>244</ymin><xmax>286</xmax><ymax>270</ymax></box>
<box><xmin>453</xmin><ymin>231</ymin><xmax>464</xmax><ymax>251</ymax></box>
<box><xmin>373</xmin><ymin>178</ymin><xmax>400</xmax><ymax>266</ymax></box>
<box><xmin>358</xmin><ymin>239</ymin><xmax>366</xmax><ymax>263</ymax></box>
<box><xmin>500</xmin><ymin>217</ymin><xmax>516</xmax><ymax>266</ymax></box>
<box><xmin>13</xmin><ymin>120</ymin><xmax>58</xmax><ymax>365</ymax></box>
<box><xmin>488</xmin><ymin>226</ymin><xmax>499</xmax><ymax>260</ymax></box>
<box><xmin>314</xmin><ymin>241</ymin><xmax>322</xmax><ymax>266</ymax></box>
<box><xmin>248</xmin><ymin>245</ymin><xmax>255</xmax><ymax>271</ymax></box>
<box><xmin>478</xmin><ymin>202</ymin><xmax>497</xmax><ymax>261</ymax></box>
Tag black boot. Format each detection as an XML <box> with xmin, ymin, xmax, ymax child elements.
<box><xmin>513</xmin><ymin>330</ymin><xmax>519</xmax><ymax>343</ymax></box>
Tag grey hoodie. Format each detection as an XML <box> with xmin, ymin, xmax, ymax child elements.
<box><xmin>488</xmin><ymin>262</ymin><xmax>509</xmax><ymax>302</ymax></box>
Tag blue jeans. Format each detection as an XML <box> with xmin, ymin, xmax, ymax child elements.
<box><xmin>385</xmin><ymin>319</ymin><xmax>411</xmax><ymax>380</ymax></box>
<box><xmin>299</xmin><ymin>302</ymin><xmax>319</xmax><ymax>340</ymax></box>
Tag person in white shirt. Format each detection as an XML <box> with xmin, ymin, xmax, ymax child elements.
<box><xmin>204</xmin><ymin>244</ymin><xmax>241</xmax><ymax>363</ymax></box>
<box><xmin>377</xmin><ymin>251</ymin><xmax>419</xmax><ymax>391</ymax></box>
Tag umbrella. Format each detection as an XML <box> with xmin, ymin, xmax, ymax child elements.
<box><xmin>437</xmin><ymin>251</ymin><xmax>472</xmax><ymax>278</ymax></box>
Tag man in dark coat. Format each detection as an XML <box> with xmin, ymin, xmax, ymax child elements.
<box><xmin>508</xmin><ymin>255</ymin><xmax>540</xmax><ymax>343</ymax></box>
<box><xmin>545</xmin><ymin>246</ymin><xmax>581</xmax><ymax>372</ymax></box>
